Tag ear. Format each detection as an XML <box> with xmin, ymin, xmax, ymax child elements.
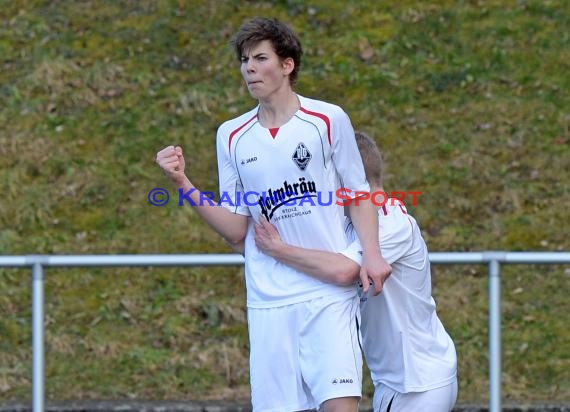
<box><xmin>282</xmin><ymin>57</ymin><xmax>295</xmax><ymax>76</ymax></box>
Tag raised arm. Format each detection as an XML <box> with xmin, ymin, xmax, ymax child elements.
<box><xmin>155</xmin><ymin>145</ymin><xmax>248</xmax><ymax>246</ymax></box>
<box><xmin>254</xmin><ymin>218</ymin><xmax>359</xmax><ymax>285</ymax></box>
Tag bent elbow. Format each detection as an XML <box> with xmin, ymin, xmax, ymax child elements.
<box><xmin>225</xmin><ymin>235</ymin><xmax>246</xmax><ymax>255</ymax></box>
<box><xmin>330</xmin><ymin>260</ymin><xmax>359</xmax><ymax>286</ymax></box>
<box><xmin>225</xmin><ymin>227</ymin><xmax>246</xmax><ymax>247</ymax></box>
<box><xmin>333</xmin><ymin>270</ymin><xmax>357</xmax><ymax>286</ymax></box>
<box><xmin>226</xmin><ymin>237</ymin><xmax>244</xmax><ymax>247</ymax></box>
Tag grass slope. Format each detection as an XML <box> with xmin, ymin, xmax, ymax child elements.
<box><xmin>1</xmin><ymin>0</ymin><xmax>569</xmax><ymax>405</ymax></box>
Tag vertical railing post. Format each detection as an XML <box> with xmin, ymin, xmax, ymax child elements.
<box><xmin>488</xmin><ymin>258</ymin><xmax>501</xmax><ymax>412</ymax></box>
<box><xmin>32</xmin><ymin>261</ymin><xmax>45</xmax><ymax>412</ymax></box>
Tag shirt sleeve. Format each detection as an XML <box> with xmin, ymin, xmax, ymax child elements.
<box><xmin>339</xmin><ymin>207</ymin><xmax>413</xmax><ymax>265</ymax></box>
<box><xmin>331</xmin><ymin>108</ymin><xmax>370</xmax><ymax>196</ymax></box>
<box><xmin>216</xmin><ymin>125</ymin><xmax>251</xmax><ymax>216</ymax></box>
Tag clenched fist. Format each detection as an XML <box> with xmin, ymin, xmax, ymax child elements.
<box><xmin>155</xmin><ymin>145</ymin><xmax>187</xmax><ymax>185</ymax></box>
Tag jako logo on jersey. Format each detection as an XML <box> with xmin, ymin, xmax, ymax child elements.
<box><xmin>292</xmin><ymin>142</ymin><xmax>311</xmax><ymax>171</ymax></box>
<box><xmin>240</xmin><ymin>156</ymin><xmax>257</xmax><ymax>165</ymax></box>
<box><xmin>258</xmin><ymin>177</ymin><xmax>317</xmax><ymax>220</ymax></box>
<box><xmin>332</xmin><ymin>378</ymin><xmax>354</xmax><ymax>385</ymax></box>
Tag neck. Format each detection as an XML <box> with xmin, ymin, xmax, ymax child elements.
<box><xmin>258</xmin><ymin>91</ymin><xmax>299</xmax><ymax>128</ymax></box>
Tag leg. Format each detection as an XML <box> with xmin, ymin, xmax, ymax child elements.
<box><xmin>248</xmin><ymin>306</ymin><xmax>317</xmax><ymax>412</ymax></box>
<box><xmin>300</xmin><ymin>293</ymin><xmax>363</xmax><ymax>411</ymax></box>
<box><xmin>321</xmin><ymin>396</ymin><xmax>359</xmax><ymax>412</ymax></box>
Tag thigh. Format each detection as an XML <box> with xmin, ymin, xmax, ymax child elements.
<box><xmin>299</xmin><ymin>292</ymin><xmax>362</xmax><ymax>408</ymax></box>
<box><xmin>247</xmin><ymin>306</ymin><xmax>317</xmax><ymax>412</ymax></box>
<box><xmin>373</xmin><ymin>380</ymin><xmax>458</xmax><ymax>412</ymax></box>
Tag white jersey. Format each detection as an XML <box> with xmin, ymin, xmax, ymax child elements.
<box><xmin>217</xmin><ymin>94</ymin><xmax>370</xmax><ymax>308</ymax></box>
<box><xmin>340</xmin><ymin>200</ymin><xmax>457</xmax><ymax>393</ymax></box>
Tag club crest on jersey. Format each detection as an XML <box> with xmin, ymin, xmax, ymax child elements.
<box><xmin>292</xmin><ymin>142</ymin><xmax>311</xmax><ymax>171</ymax></box>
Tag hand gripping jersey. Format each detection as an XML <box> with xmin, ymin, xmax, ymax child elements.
<box><xmin>341</xmin><ymin>200</ymin><xmax>458</xmax><ymax>393</ymax></box>
<box><xmin>217</xmin><ymin>95</ymin><xmax>370</xmax><ymax>308</ymax></box>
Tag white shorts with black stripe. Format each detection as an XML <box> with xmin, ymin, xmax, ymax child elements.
<box><xmin>373</xmin><ymin>379</ymin><xmax>458</xmax><ymax>412</ymax></box>
<box><xmin>247</xmin><ymin>291</ymin><xmax>362</xmax><ymax>412</ymax></box>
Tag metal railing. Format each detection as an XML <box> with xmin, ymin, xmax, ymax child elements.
<box><xmin>1</xmin><ymin>251</ymin><xmax>570</xmax><ymax>412</ymax></box>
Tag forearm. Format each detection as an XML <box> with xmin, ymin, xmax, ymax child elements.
<box><xmin>348</xmin><ymin>198</ymin><xmax>393</xmax><ymax>294</ymax></box>
<box><xmin>348</xmin><ymin>200</ymin><xmax>380</xmax><ymax>255</ymax></box>
<box><xmin>268</xmin><ymin>244</ymin><xmax>359</xmax><ymax>286</ymax></box>
<box><xmin>175</xmin><ymin>176</ymin><xmax>247</xmax><ymax>244</ymax></box>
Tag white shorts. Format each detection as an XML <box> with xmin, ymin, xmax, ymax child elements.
<box><xmin>373</xmin><ymin>379</ymin><xmax>458</xmax><ymax>412</ymax></box>
<box><xmin>247</xmin><ymin>292</ymin><xmax>362</xmax><ymax>412</ymax></box>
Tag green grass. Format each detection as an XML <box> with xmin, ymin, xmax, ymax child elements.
<box><xmin>1</xmin><ymin>0</ymin><xmax>569</xmax><ymax>406</ymax></box>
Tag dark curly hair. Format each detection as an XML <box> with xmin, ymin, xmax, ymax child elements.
<box><xmin>231</xmin><ymin>17</ymin><xmax>303</xmax><ymax>85</ymax></box>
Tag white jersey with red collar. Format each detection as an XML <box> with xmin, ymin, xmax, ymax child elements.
<box><xmin>340</xmin><ymin>200</ymin><xmax>458</xmax><ymax>393</ymax></box>
<box><xmin>217</xmin><ymin>94</ymin><xmax>370</xmax><ymax>308</ymax></box>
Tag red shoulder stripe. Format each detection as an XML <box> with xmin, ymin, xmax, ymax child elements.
<box><xmin>300</xmin><ymin>107</ymin><xmax>331</xmax><ymax>145</ymax></box>
<box><xmin>228</xmin><ymin>114</ymin><xmax>258</xmax><ymax>151</ymax></box>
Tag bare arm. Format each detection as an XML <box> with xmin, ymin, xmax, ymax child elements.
<box><xmin>155</xmin><ymin>145</ymin><xmax>247</xmax><ymax>246</ymax></box>
<box><xmin>254</xmin><ymin>218</ymin><xmax>359</xmax><ymax>285</ymax></box>
<box><xmin>227</xmin><ymin>239</ymin><xmax>245</xmax><ymax>256</ymax></box>
<box><xmin>348</xmin><ymin>198</ymin><xmax>391</xmax><ymax>295</ymax></box>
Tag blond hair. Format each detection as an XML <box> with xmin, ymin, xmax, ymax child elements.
<box><xmin>354</xmin><ymin>131</ymin><xmax>383</xmax><ymax>187</ymax></box>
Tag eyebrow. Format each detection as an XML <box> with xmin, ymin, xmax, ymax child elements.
<box><xmin>242</xmin><ymin>49</ymin><xmax>269</xmax><ymax>58</ymax></box>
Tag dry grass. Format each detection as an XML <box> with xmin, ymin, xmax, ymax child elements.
<box><xmin>1</xmin><ymin>0</ymin><xmax>569</xmax><ymax>405</ymax></box>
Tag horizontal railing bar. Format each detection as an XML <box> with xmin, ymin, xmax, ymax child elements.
<box><xmin>0</xmin><ymin>254</ymin><xmax>245</xmax><ymax>267</ymax></box>
<box><xmin>428</xmin><ymin>252</ymin><xmax>570</xmax><ymax>264</ymax></box>
<box><xmin>1</xmin><ymin>252</ymin><xmax>570</xmax><ymax>268</ymax></box>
